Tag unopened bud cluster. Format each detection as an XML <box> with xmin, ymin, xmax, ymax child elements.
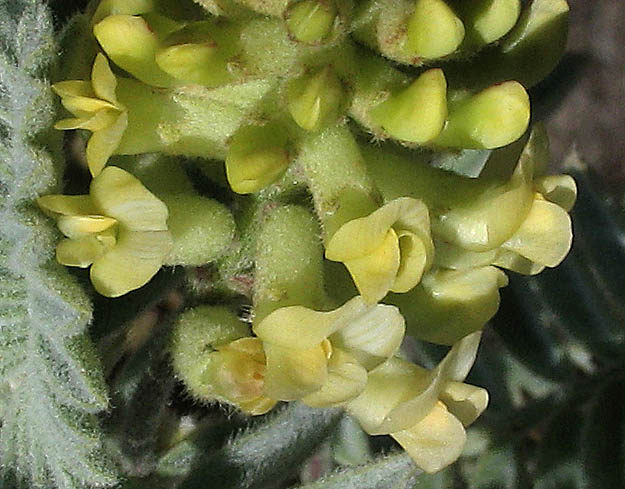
<box><xmin>41</xmin><ymin>0</ymin><xmax>572</xmax><ymax>473</ymax></box>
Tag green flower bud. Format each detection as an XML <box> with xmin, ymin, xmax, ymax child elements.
<box><xmin>253</xmin><ymin>206</ymin><xmax>327</xmax><ymax>323</ymax></box>
<box><xmin>287</xmin><ymin>66</ymin><xmax>345</xmax><ymax>131</ymax></box>
<box><xmin>225</xmin><ymin>124</ymin><xmax>291</xmax><ymax>194</ymax></box>
<box><xmin>295</xmin><ymin>125</ymin><xmax>379</xmax><ymax>239</ymax></box>
<box><xmin>369</xmin><ymin>69</ymin><xmax>447</xmax><ymax>143</ymax></box>
<box><xmin>451</xmin><ymin>0</ymin><xmax>521</xmax><ymax>47</ymax></box>
<box><xmin>434</xmin><ymin>81</ymin><xmax>530</xmax><ymax>149</ymax></box>
<box><xmin>285</xmin><ymin>0</ymin><xmax>337</xmax><ymax>44</ymax></box>
<box><xmin>161</xmin><ymin>195</ymin><xmax>235</xmax><ymax>266</ymax></box>
<box><xmin>445</xmin><ymin>0</ymin><xmax>569</xmax><ymax>89</ymax></box>
<box><xmin>499</xmin><ymin>0</ymin><xmax>569</xmax><ymax>87</ymax></box>
<box><xmin>155</xmin><ymin>21</ymin><xmax>241</xmax><ymax>87</ymax></box>
<box><xmin>405</xmin><ymin>0</ymin><xmax>465</xmax><ymax>59</ymax></box>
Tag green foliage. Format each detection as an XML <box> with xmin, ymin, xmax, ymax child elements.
<box><xmin>0</xmin><ymin>1</ymin><xmax>116</xmax><ymax>487</ymax></box>
<box><xmin>171</xmin><ymin>403</ymin><xmax>343</xmax><ymax>489</ymax></box>
<box><xmin>295</xmin><ymin>452</ymin><xmax>419</xmax><ymax>489</ymax></box>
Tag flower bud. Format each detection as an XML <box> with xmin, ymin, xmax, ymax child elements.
<box><xmin>453</xmin><ymin>0</ymin><xmax>521</xmax><ymax>47</ymax></box>
<box><xmin>155</xmin><ymin>21</ymin><xmax>241</xmax><ymax>87</ymax></box>
<box><xmin>369</xmin><ymin>69</ymin><xmax>447</xmax><ymax>144</ymax></box>
<box><xmin>287</xmin><ymin>66</ymin><xmax>345</xmax><ymax>131</ymax></box>
<box><xmin>225</xmin><ymin>124</ymin><xmax>291</xmax><ymax>194</ymax></box>
<box><xmin>405</xmin><ymin>0</ymin><xmax>465</xmax><ymax>59</ymax></box>
<box><xmin>434</xmin><ymin>81</ymin><xmax>530</xmax><ymax>149</ymax></box>
<box><xmin>161</xmin><ymin>195</ymin><xmax>235</xmax><ymax>266</ymax></box>
<box><xmin>285</xmin><ymin>0</ymin><xmax>337</xmax><ymax>44</ymax></box>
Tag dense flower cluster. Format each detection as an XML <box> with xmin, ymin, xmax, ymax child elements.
<box><xmin>41</xmin><ymin>0</ymin><xmax>573</xmax><ymax>473</ymax></box>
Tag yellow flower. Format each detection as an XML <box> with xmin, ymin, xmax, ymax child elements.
<box><xmin>346</xmin><ymin>332</ymin><xmax>488</xmax><ymax>473</ymax></box>
<box><xmin>325</xmin><ymin>197</ymin><xmax>434</xmax><ymax>304</ymax></box>
<box><xmin>37</xmin><ymin>166</ymin><xmax>172</xmax><ymax>297</ymax></box>
<box><xmin>170</xmin><ymin>305</ymin><xmax>277</xmax><ymax>415</ymax></box>
<box><xmin>53</xmin><ymin>53</ymin><xmax>128</xmax><ymax>176</ymax></box>
<box><xmin>253</xmin><ymin>296</ymin><xmax>406</xmax><ymax>407</ymax></box>
<box><xmin>204</xmin><ymin>337</ymin><xmax>278</xmax><ymax>415</ymax></box>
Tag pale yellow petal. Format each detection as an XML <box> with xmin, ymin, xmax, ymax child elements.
<box><xmin>436</xmin><ymin>331</ymin><xmax>483</xmax><ymax>382</ymax></box>
<box><xmin>253</xmin><ymin>306</ymin><xmax>343</xmax><ymax>350</ymax></box>
<box><xmin>534</xmin><ymin>174</ymin><xmax>577</xmax><ymax>211</ymax></box>
<box><xmin>56</xmin><ymin>109</ymin><xmax>121</xmax><ymax>132</ymax></box>
<box><xmin>209</xmin><ymin>348</ymin><xmax>266</xmax><ymax>404</ymax></box>
<box><xmin>91</xmin><ymin>53</ymin><xmax>119</xmax><ymax>105</ymax></box>
<box><xmin>346</xmin><ymin>357</ymin><xmax>435</xmax><ymax>435</ymax></box>
<box><xmin>326</xmin><ymin>197</ymin><xmax>430</xmax><ymax>262</ymax></box>
<box><xmin>433</xmin><ymin>239</ymin><xmax>497</xmax><ymax>270</ymax></box>
<box><xmin>344</xmin><ymin>229</ymin><xmax>400</xmax><ymax>303</ymax></box>
<box><xmin>391</xmin><ymin>401</ymin><xmax>467</xmax><ymax>474</ymax></box>
<box><xmin>52</xmin><ymin>80</ymin><xmax>94</xmax><ymax>98</ymax></box>
<box><xmin>396</xmin><ymin>268</ymin><xmax>507</xmax><ymax>345</ymax></box>
<box><xmin>89</xmin><ymin>229</ymin><xmax>172</xmax><ymax>297</ymax></box>
<box><xmin>348</xmin><ymin>333</ymin><xmax>483</xmax><ymax>435</ymax></box>
<box><xmin>501</xmin><ymin>198</ymin><xmax>572</xmax><ymax>267</ymax></box>
<box><xmin>54</xmin><ymin>117</ymin><xmax>91</xmax><ymax>131</ymax></box>
<box><xmin>253</xmin><ymin>296</ymin><xmax>380</xmax><ymax>350</ymax></box>
<box><xmin>262</xmin><ymin>342</ymin><xmax>328</xmax><ymax>400</ymax></box>
<box><xmin>440</xmin><ymin>381</ymin><xmax>489</xmax><ymax>427</ymax></box>
<box><xmin>36</xmin><ymin>195</ymin><xmax>96</xmax><ymax>217</ymax></box>
<box><xmin>302</xmin><ymin>349</ymin><xmax>368</xmax><ymax>408</ymax></box>
<box><xmin>56</xmin><ymin>236</ymin><xmax>108</xmax><ymax>268</ymax></box>
<box><xmin>432</xmin><ymin>135</ymin><xmax>537</xmax><ymax>251</ymax></box>
<box><xmin>90</xmin><ymin>165</ymin><xmax>169</xmax><ymax>232</ymax></box>
<box><xmin>57</xmin><ymin>215</ymin><xmax>117</xmax><ymax>239</ymax></box>
<box><xmin>86</xmin><ymin>112</ymin><xmax>128</xmax><ymax>176</ymax></box>
<box><xmin>94</xmin><ymin>14</ymin><xmax>180</xmax><ymax>88</ymax></box>
<box><xmin>391</xmin><ymin>229</ymin><xmax>429</xmax><ymax>293</ymax></box>
<box><xmin>238</xmin><ymin>397</ymin><xmax>278</xmax><ymax>416</ymax></box>
<box><xmin>330</xmin><ymin>302</ymin><xmax>405</xmax><ymax>371</ymax></box>
<box><xmin>492</xmin><ymin>249</ymin><xmax>546</xmax><ymax>275</ymax></box>
<box><xmin>91</xmin><ymin>0</ymin><xmax>156</xmax><ymax>25</ymax></box>
<box><xmin>384</xmin><ymin>332</ymin><xmax>485</xmax><ymax>432</ymax></box>
<box><xmin>61</xmin><ymin>95</ymin><xmax>117</xmax><ymax>119</ymax></box>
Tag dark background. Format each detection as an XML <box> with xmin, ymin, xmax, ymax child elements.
<box><xmin>544</xmin><ymin>0</ymin><xmax>625</xmax><ymax>195</ymax></box>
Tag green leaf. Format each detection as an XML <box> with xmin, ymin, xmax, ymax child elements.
<box><xmin>0</xmin><ymin>1</ymin><xmax>117</xmax><ymax>487</ymax></box>
<box><xmin>176</xmin><ymin>402</ymin><xmax>343</xmax><ymax>489</ymax></box>
<box><xmin>295</xmin><ymin>452</ymin><xmax>419</xmax><ymax>489</ymax></box>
